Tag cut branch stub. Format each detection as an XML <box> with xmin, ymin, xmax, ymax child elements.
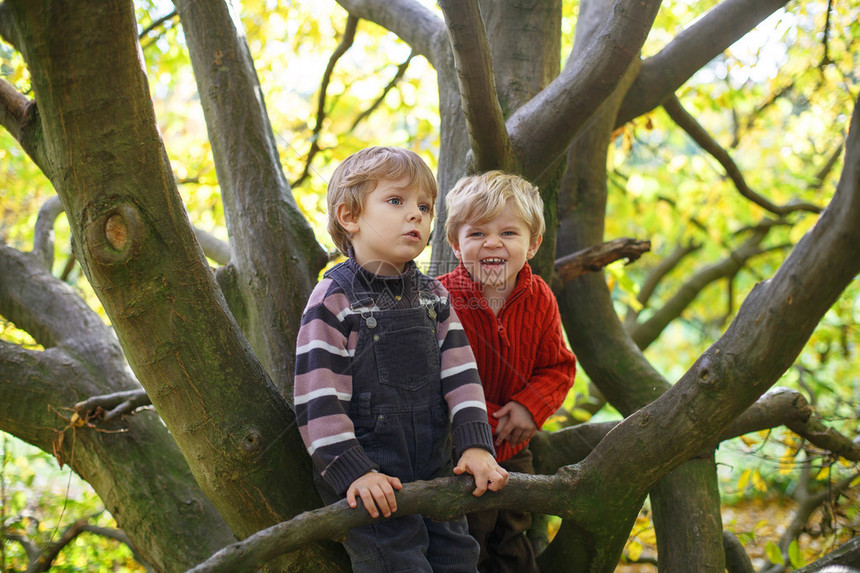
<box><xmin>84</xmin><ymin>199</ymin><xmax>145</xmax><ymax>265</ymax></box>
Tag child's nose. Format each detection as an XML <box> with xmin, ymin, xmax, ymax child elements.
<box><xmin>408</xmin><ymin>206</ymin><xmax>423</xmax><ymax>221</ymax></box>
<box><xmin>483</xmin><ymin>235</ymin><xmax>501</xmax><ymax>247</ymax></box>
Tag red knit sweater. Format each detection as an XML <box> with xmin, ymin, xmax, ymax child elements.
<box><xmin>439</xmin><ymin>262</ymin><xmax>576</xmax><ymax>462</ymax></box>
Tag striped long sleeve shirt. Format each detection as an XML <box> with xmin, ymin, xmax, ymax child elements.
<box><xmin>294</xmin><ymin>259</ymin><xmax>495</xmax><ymax>496</ymax></box>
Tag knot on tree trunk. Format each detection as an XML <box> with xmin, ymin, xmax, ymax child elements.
<box><xmin>85</xmin><ymin>199</ymin><xmax>145</xmax><ymax>264</ymax></box>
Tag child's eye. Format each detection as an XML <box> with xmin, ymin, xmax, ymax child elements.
<box><xmin>419</xmin><ymin>204</ymin><xmax>431</xmax><ymax>213</ymax></box>
<box><xmin>387</xmin><ymin>197</ymin><xmax>403</xmax><ymax>206</ymax></box>
<box><xmin>502</xmin><ymin>231</ymin><xmax>517</xmax><ymax>236</ymax></box>
<box><xmin>469</xmin><ymin>232</ymin><xmax>484</xmax><ymax>238</ymax></box>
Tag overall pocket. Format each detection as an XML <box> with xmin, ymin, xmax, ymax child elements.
<box><xmin>372</xmin><ymin>314</ymin><xmax>440</xmax><ymax>392</ymax></box>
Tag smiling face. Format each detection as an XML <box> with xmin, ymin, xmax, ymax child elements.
<box><xmin>452</xmin><ymin>199</ymin><xmax>542</xmax><ymax>303</ymax></box>
<box><xmin>337</xmin><ymin>176</ymin><xmax>433</xmax><ymax>275</ymax></box>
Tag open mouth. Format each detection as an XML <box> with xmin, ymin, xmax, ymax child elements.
<box><xmin>480</xmin><ymin>258</ymin><xmax>506</xmax><ymax>267</ymax></box>
<box><xmin>404</xmin><ymin>230</ymin><xmax>421</xmax><ymax>240</ymax></box>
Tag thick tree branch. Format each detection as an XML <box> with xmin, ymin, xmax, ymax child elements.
<box><xmin>190</xmin><ymin>473</ymin><xmax>581</xmax><ymax>572</ymax></box>
<box><xmin>291</xmin><ymin>15</ymin><xmax>358</xmax><ymax>189</ymax></box>
<box><xmin>174</xmin><ymin>0</ymin><xmax>327</xmax><ymax>395</ymax></box>
<box><xmin>531</xmin><ymin>387</ymin><xmax>859</xmax><ymax>476</ymax></box>
<box><xmin>554</xmin><ymin>237</ymin><xmax>651</xmax><ymax>284</ymax></box>
<box><xmin>437</xmin><ymin>0</ymin><xmax>513</xmax><ymax>173</ymax></box>
<box><xmin>576</xmin><ymin>95</ymin><xmax>859</xmax><ymax>566</ymax></box>
<box><xmin>793</xmin><ymin>536</ymin><xmax>860</xmax><ymax>572</ymax></box>
<box><xmin>334</xmin><ymin>0</ymin><xmax>447</xmax><ymax>68</ymax></box>
<box><xmin>663</xmin><ymin>95</ymin><xmax>823</xmax><ymax>216</ymax></box>
<box><xmin>615</xmin><ymin>0</ymin><xmax>789</xmax><ymax>127</ymax></box>
<box><xmin>0</xmin><ymin>3</ymin><xmax>18</xmax><ymax>49</ymax></box>
<box><xmin>723</xmin><ymin>531</ymin><xmax>755</xmax><ymax>573</ymax></box>
<box><xmin>506</xmin><ymin>0</ymin><xmax>661</xmax><ymax>181</ymax></box>
<box><xmin>0</xmin><ymin>244</ymin><xmax>115</xmax><ymax>353</ymax></box>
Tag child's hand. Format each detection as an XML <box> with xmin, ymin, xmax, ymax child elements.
<box><xmin>346</xmin><ymin>471</ymin><xmax>403</xmax><ymax>518</ymax></box>
<box><xmin>454</xmin><ymin>447</ymin><xmax>509</xmax><ymax>496</ymax></box>
<box><xmin>492</xmin><ymin>401</ymin><xmax>537</xmax><ymax>446</ymax></box>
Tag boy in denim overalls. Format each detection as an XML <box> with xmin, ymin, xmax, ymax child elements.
<box><xmin>295</xmin><ymin>147</ymin><xmax>508</xmax><ymax>572</ymax></box>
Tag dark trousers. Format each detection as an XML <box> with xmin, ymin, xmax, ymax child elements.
<box><xmin>467</xmin><ymin>447</ymin><xmax>540</xmax><ymax>573</ymax></box>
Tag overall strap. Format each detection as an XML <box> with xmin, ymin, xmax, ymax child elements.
<box><xmin>324</xmin><ymin>262</ymin><xmax>378</xmax><ymax>328</ymax></box>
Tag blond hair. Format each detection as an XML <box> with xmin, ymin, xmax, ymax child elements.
<box><xmin>326</xmin><ymin>147</ymin><xmax>438</xmax><ymax>255</ymax></box>
<box><xmin>445</xmin><ymin>171</ymin><xmax>545</xmax><ymax>246</ymax></box>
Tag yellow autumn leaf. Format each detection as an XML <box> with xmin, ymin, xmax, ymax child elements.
<box><xmin>752</xmin><ymin>470</ymin><xmax>767</xmax><ymax>492</ymax></box>
<box><xmin>737</xmin><ymin>468</ymin><xmax>751</xmax><ymax>491</ymax></box>
<box><xmin>740</xmin><ymin>435</ymin><xmax>758</xmax><ymax>447</ymax></box>
<box><xmin>627</xmin><ymin>540</ymin><xmax>643</xmax><ymax>562</ymax></box>
<box><xmin>816</xmin><ymin>466</ymin><xmax>831</xmax><ymax>481</ymax></box>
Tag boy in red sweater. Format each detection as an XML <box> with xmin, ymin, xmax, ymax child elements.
<box><xmin>438</xmin><ymin>171</ymin><xmax>576</xmax><ymax>573</ymax></box>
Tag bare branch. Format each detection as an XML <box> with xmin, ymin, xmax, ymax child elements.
<box><xmin>554</xmin><ymin>237</ymin><xmax>651</xmax><ymax>284</ymax></box>
<box><xmin>819</xmin><ymin>0</ymin><xmax>834</xmax><ymax>67</ymax></box>
<box><xmin>616</xmin><ymin>0</ymin><xmax>789</xmax><ymax>126</ymax></box>
<box><xmin>3</xmin><ymin>533</ymin><xmax>41</xmax><ymax>562</ymax></box>
<box><xmin>735</xmin><ymin>83</ymin><xmax>793</xmax><ymax>148</ymax></box>
<box><xmin>32</xmin><ymin>195</ymin><xmax>64</xmax><ymax>272</ymax></box>
<box><xmin>814</xmin><ymin>143</ymin><xmax>845</xmax><ymax>190</ymax></box>
<box><xmin>760</xmin><ymin>468</ymin><xmax>859</xmax><ymax>573</ymax></box>
<box><xmin>350</xmin><ymin>52</ymin><xmax>414</xmax><ymax>130</ymax></box>
<box><xmin>663</xmin><ymin>95</ymin><xmax>822</xmax><ymax>216</ymax></box>
<box><xmin>638</xmin><ymin>242</ymin><xmax>700</xmax><ymax>307</ymax></box>
<box><xmin>291</xmin><ymin>15</ymin><xmax>358</xmax><ymax>189</ymax></box>
<box><xmin>437</xmin><ymin>0</ymin><xmax>513</xmax><ymax>173</ymax></box>
<box><xmin>139</xmin><ymin>11</ymin><xmax>178</xmax><ymax>43</ymax></box>
<box><xmin>629</xmin><ymin>226</ymin><xmax>781</xmax><ymax>350</ymax></box>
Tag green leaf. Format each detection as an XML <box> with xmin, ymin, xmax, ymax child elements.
<box><xmin>788</xmin><ymin>540</ymin><xmax>805</xmax><ymax>568</ymax></box>
<box><xmin>765</xmin><ymin>541</ymin><xmax>784</xmax><ymax>565</ymax></box>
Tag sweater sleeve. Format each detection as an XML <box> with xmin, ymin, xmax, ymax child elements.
<box><xmin>510</xmin><ymin>280</ymin><xmax>577</xmax><ymax>429</ymax></box>
<box><xmin>294</xmin><ymin>279</ymin><xmax>378</xmax><ymax>496</ymax></box>
<box><xmin>433</xmin><ymin>282</ymin><xmax>495</xmax><ymax>458</ymax></box>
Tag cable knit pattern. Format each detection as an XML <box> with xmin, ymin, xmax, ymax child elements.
<box><xmin>439</xmin><ymin>262</ymin><xmax>577</xmax><ymax>462</ymax></box>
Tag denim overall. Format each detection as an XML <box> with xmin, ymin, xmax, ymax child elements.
<box><xmin>323</xmin><ymin>261</ymin><xmax>480</xmax><ymax>573</ymax></box>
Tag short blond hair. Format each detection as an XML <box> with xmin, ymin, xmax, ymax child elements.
<box><xmin>326</xmin><ymin>147</ymin><xmax>438</xmax><ymax>255</ymax></box>
<box><xmin>445</xmin><ymin>171</ymin><xmax>545</xmax><ymax>246</ymax></box>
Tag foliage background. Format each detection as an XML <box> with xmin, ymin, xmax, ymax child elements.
<box><xmin>0</xmin><ymin>0</ymin><xmax>857</xmax><ymax>570</ymax></box>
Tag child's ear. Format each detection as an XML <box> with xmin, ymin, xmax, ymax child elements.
<box><xmin>336</xmin><ymin>203</ymin><xmax>360</xmax><ymax>234</ymax></box>
<box><xmin>527</xmin><ymin>234</ymin><xmax>543</xmax><ymax>259</ymax></box>
<box><xmin>451</xmin><ymin>243</ymin><xmax>463</xmax><ymax>261</ymax></box>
